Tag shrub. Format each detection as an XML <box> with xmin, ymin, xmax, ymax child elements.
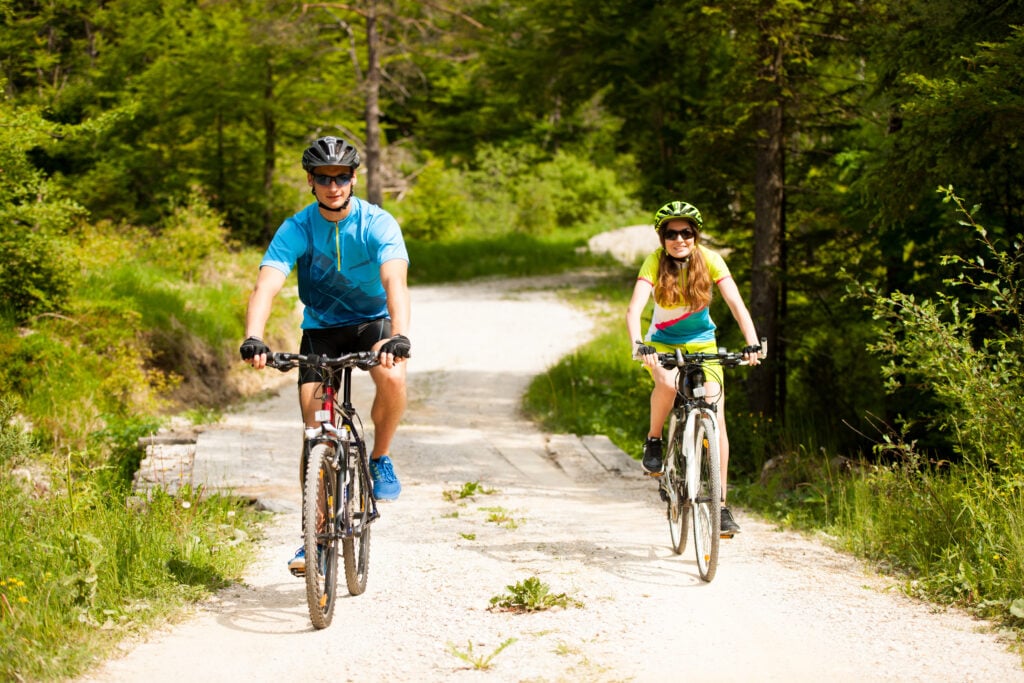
<box><xmin>0</xmin><ymin>102</ymin><xmax>85</xmax><ymax>321</ymax></box>
<box><xmin>393</xmin><ymin>157</ymin><xmax>469</xmax><ymax>241</ymax></box>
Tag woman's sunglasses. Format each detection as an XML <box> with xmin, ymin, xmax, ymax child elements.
<box><xmin>662</xmin><ymin>227</ymin><xmax>696</xmax><ymax>241</ymax></box>
<box><xmin>313</xmin><ymin>172</ymin><xmax>353</xmax><ymax>187</ymax></box>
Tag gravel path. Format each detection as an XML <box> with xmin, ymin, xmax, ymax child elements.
<box><xmin>79</xmin><ymin>261</ymin><xmax>1023</xmax><ymax>682</ymax></box>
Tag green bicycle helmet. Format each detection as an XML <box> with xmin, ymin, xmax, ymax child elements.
<box><xmin>654</xmin><ymin>201</ymin><xmax>703</xmax><ymax>232</ymax></box>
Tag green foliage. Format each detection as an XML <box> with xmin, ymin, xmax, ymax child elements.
<box><xmin>0</xmin><ymin>95</ymin><xmax>84</xmax><ymax>321</ymax></box>
<box><xmin>809</xmin><ymin>191</ymin><xmax>1024</xmax><ymax>622</ymax></box>
<box><xmin>148</xmin><ymin>189</ymin><xmax>236</xmax><ymax>283</ymax></box>
<box><xmin>447</xmin><ymin>637</ymin><xmax>517</xmax><ymax>671</ymax></box>
<box><xmin>442</xmin><ymin>480</ymin><xmax>496</xmax><ymax>501</ymax></box>
<box><xmin>488</xmin><ymin>576</ymin><xmax>584</xmax><ymax>612</ymax></box>
<box><xmin>394</xmin><ymin>156</ymin><xmax>469</xmax><ymax>241</ymax></box>
<box><xmin>0</xmin><ymin>475</ymin><xmax>262</xmax><ymax>682</ymax></box>
<box><xmin>0</xmin><ymin>395</ymin><xmax>35</xmax><ymax>472</ymax></box>
<box><xmin>480</xmin><ymin>506</ymin><xmax>519</xmax><ymax>529</ymax></box>
<box><xmin>396</xmin><ymin>144</ymin><xmax>641</xmax><ymax>242</ymax></box>
<box><xmin>864</xmin><ymin>189</ymin><xmax>1023</xmax><ymax>475</ymax></box>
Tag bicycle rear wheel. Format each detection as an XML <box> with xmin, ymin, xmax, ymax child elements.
<box><xmin>692</xmin><ymin>415</ymin><xmax>721</xmax><ymax>582</ymax></box>
<box><xmin>664</xmin><ymin>412</ymin><xmax>690</xmax><ymax>554</ymax></box>
<box><xmin>303</xmin><ymin>443</ymin><xmax>340</xmax><ymax>628</ymax></box>
<box><xmin>342</xmin><ymin>441</ymin><xmax>372</xmax><ymax>595</ymax></box>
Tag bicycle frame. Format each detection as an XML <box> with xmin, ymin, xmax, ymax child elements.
<box><xmin>305</xmin><ymin>364</ymin><xmax>379</xmax><ymax>540</ymax></box>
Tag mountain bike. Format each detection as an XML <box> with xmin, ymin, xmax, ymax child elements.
<box><xmin>267</xmin><ymin>350</ymin><xmax>380</xmax><ymax>629</ymax></box>
<box><xmin>652</xmin><ymin>340</ymin><xmax>766</xmax><ymax>582</ymax></box>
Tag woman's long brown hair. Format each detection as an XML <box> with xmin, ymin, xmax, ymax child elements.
<box><xmin>654</xmin><ymin>237</ymin><xmax>712</xmax><ymax>310</ymax></box>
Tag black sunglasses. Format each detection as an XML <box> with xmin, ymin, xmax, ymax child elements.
<box><xmin>663</xmin><ymin>227</ymin><xmax>696</xmax><ymax>241</ymax></box>
<box><xmin>313</xmin><ymin>172</ymin><xmax>353</xmax><ymax>187</ymax></box>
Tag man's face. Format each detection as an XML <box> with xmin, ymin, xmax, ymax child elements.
<box><xmin>308</xmin><ymin>165</ymin><xmax>355</xmax><ymax>210</ymax></box>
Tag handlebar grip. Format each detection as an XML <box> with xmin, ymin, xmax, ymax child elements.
<box><xmin>759</xmin><ymin>336</ymin><xmax>768</xmax><ymax>359</ymax></box>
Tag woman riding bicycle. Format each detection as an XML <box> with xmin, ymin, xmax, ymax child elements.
<box><xmin>626</xmin><ymin>200</ymin><xmax>761</xmax><ymax>535</ymax></box>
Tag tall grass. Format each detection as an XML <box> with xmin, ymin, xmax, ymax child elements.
<box><xmin>0</xmin><ymin>471</ymin><xmax>261</xmax><ymax>681</ymax></box>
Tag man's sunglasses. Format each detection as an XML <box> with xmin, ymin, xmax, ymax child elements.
<box><xmin>663</xmin><ymin>227</ymin><xmax>696</xmax><ymax>241</ymax></box>
<box><xmin>313</xmin><ymin>172</ymin><xmax>353</xmax><ymax>187</ymax></box>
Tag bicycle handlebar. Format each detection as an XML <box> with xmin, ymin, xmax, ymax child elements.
<box><xmin>267</xmin><ymin>350</ymin><xmax>380</xmax><ymax>373</ymax></box>
<box><xmin>654</xmin><ymin>337</ymin><xmax>768</xmax><ymax>370</ymax></box>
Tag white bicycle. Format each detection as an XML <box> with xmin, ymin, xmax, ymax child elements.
<box><xmin>654</xmin><ymin>341</ymin><xmax>766</xmax><ymax>582</ymax></box>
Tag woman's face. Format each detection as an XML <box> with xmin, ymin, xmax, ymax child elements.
<box><xmin>660</xmin><ymin>218</ymin><xmax>698</xmax><ymax>259</ymax></box>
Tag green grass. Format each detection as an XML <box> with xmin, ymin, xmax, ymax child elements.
<box><xmin>0</xmin><ymin>475</ymin><xmax>263</xmax><ymax>681</ymax></box>
<box><xmin>524</xmin><ymin>327</ymin><xmax>651</xmax><ymax>461</ymax></box>
<box><xmin>442</xmin><ymin>481</ymin><xmax>497</xmax><ymax>501</ymax></box>
<box><xmin>447</xmin><ymin>637</ymin><xmax>518</xmax><ymax>671</ymax></box>
<box><xmin>407</xmin><ymin>233</ymin><xmax>619</xmax><ymax>284</ymax></box>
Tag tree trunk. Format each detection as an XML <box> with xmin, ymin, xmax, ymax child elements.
<box><xmin>750</xmin><ymin>41</ymin><xmax>785</xmax><ymax>419</ymax></box>
<box><xmin>263</xmin><ymin>57</ymin><xmax>277</xmax><ymax>241</ymax></box>
<box><xmin>364</xmin><ymin>1</ymin><xmax>384</xmax><ymax>207</ymax></box>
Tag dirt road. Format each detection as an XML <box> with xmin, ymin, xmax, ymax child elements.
<box><xmin>80</xmin><ymin>273</ymin><xmax>1023</xmax><ymax>683</ymax></box>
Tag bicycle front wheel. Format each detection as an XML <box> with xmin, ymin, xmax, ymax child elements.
<box><xmin>692</xmin><ymin>415</ymin><xmax>721</xmax><ymax>582</ymax></box>
<box><xmin>303</xmin><ymin>443</ymin><xmax>340</xmax><ymax>629</ymax></box>
<box><xmin>664</xmin><ymin>412</ymin><xmax>689</xmax><ymax>554</ymax></box>
<box><xmin>342</xmin><ymin>441</ymin><xmax>372</xmax><ymax>595</ymax></box>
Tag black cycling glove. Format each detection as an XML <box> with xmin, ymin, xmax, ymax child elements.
<box><xmin>240</xmin><ymin>336</ymin><xmax>271</xmax><ymax>360</ymax></box>
<box><xmin>742</xmin><ymin>344</ymin><xmax>762</xmax><ymax>355</ymax></box>
<box><xmin>633</xmin><ymin>340</ymin><xmax>656</xmax><ymax>359</ymax></box>
<box><xmin>379</xmin><ymin>334</ymin><xmax>411</xmax><ymax>359</ymax></box>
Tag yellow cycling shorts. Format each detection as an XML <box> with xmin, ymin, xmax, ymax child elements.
<box><xmin>644</xmin><ymin>339</ymin><xmax>725</xmax><ymax>387</ymax></box>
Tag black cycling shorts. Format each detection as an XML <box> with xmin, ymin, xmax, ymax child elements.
<box><xmin>297</xmin><ymin>318</ymin><xmax>391</xmax><ymax>386</ymax></box>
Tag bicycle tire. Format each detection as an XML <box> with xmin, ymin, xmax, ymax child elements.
<box><xmin>692</xmin><ymin>415</ymin><xmax>721</xmax><ymax>582</ymax></box>
<box><xmin>342</xmin><ymin>440</ymin><xmax>372</xmax><ymax>595</ymax></box>
<box><xmin>664</xmin><ymin>412</ymin><xmax>690</xmax><ymax>554</ymax></box>
<box><xmin>303</xmin><ymin>443</ymin><xmax>340</xmax><ymax>628</ymax></box>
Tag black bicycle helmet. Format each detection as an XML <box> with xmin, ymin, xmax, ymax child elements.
<box><xmin>301</xmin><ymin>136</ymin><xmax>361</xmax><ymax>172</ymax></box>
<box><xmin>654</xmin><ymin>201</ymin><xmax>703</xmax><ymax>232</ymax></box>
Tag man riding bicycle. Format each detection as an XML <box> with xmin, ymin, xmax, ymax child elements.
<box><xmin>240</xmin><ymin>134</ymin><xmax>410</xmax><ymax>574</ymax></box>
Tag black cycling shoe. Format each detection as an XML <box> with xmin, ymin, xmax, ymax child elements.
<box><xmin>720</xmin><ymin>506</ymin><xmax>741</xmax><ymax>537</ymax></box>
<box><xmin>642</xmin><ymin>437</ymin><xmax>664</xmax><ymax>476</ymax></box>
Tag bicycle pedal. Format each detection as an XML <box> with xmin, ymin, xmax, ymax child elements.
<box><xmin>289</xmin><ymin>568</ymin><xmax>305</xmax><ymax>578</ymax></box>
<box><xmin>644</xmin><ymin>470</ymin><xmax>664</xmax><ymax>478</ymax></box>
<box><xmin>720</xmin><ymin>531</ymin><xmax>736</xmax><ymax>539</ymax></box>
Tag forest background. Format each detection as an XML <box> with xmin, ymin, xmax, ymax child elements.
<box><xmin>1</xmin><ymin>1</ymin><xmax>1023</xmax><ymax>679</ymax></box>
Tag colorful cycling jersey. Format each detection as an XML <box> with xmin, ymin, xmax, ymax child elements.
<box><xmin>260</xmin><ymin>197</ymin><xmax>408</xmax><ymax>329</ymax></box>
<box><xmin>637</xmin><ymin>245</ymin><xmax>731</xmax><ymax>346</ymax></box>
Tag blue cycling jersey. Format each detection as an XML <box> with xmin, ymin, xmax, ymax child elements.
<box><xmin>260</xmin><ymin>197</ymin><xmax>408</xmax><ymax>329</ymax></box>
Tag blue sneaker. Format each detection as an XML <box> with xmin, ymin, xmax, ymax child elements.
<box><xmin>287</xmin><ymin>546</ymin><xmax>306</xmax><ymax>577</ymax></box>
<box><xmin>369</xmin><ymin>455</ymin><xmax>401</xmax><ymax>501</ymax></box>
<box><xmin>288</xmin><ymin>545</ymin><xmax>326</xmax><ymax>577</ymax></box>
